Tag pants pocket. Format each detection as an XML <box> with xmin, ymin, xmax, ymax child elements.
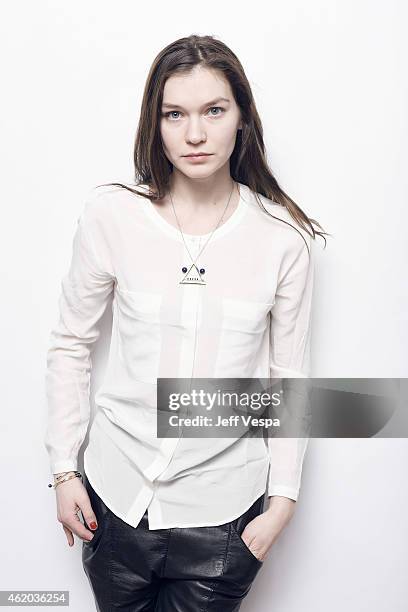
<box><xmin>81</xmin><ymin>473</ymin><xmax>112</xmax><ymax>550</ymax></box>
<box><xmin>230</xmin><ymin>522</ymin><xmax>263</xmax><ymax>564</ymax></box>
<box><xmin>230</xmin><ymin>494</ymin><xmax>265</xmax><ymax>565</ymax></box>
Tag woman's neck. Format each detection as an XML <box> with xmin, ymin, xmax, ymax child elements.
<box><xmin>167</xmin><ymin>175</ymin><xmax>237</xmax><ymax>213</ymax></box>
<box><xmin>152</xmin><ymin>177</ymin><xmax>240</xmax><ymax>235</ymax></box>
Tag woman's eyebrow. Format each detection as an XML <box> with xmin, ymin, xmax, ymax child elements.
<box><xmin>161</xmin><ymin>97</ymin><xmax>231</xmax><ymax>110</ymax></box>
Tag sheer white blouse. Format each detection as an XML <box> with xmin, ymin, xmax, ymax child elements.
<box><xmin>44</xmin><ymin>182</ymin><xmax>315</xmax><ymax>529</ymax></box>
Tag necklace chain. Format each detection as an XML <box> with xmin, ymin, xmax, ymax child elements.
<box><xmin>168</xmin><ymin>180</ymin><xmax>236</xmax><ymax>267</ymax></box>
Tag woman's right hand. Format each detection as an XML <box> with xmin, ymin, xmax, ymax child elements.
<box><xmin>54</xmin><ymin>474</ymin><xmax>99</xmax><ymax>547</ymax></box>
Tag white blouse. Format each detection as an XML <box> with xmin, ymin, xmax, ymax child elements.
<box><xmin>44</xmin><ymin>181</ymin><xmax>315</xmax><ymax>529</ymax></box>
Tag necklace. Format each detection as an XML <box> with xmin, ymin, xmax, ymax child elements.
<box><xmin>169</xmin><ymin>180</ymin><xmax>236</xmax><ymax>285</ymax></box>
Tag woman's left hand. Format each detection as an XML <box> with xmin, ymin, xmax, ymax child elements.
<box><xmin>240</xmin><ymin>496</ymin><xmax>296</xmax><ymax>562</ymax></box>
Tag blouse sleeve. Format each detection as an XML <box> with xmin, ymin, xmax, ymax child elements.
<box><xmin>266</xmin><ymin>232</ymin><xmax>315</xmax><ymax>501</ymax></box>
<box><xmin>43</xmin><ymin>194</ymin><xmax>115</xmax><ymax>475</ymax></box>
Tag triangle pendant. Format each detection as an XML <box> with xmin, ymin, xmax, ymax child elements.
<box><xmin>180</xmin><ymin>263</ymin><xmax>206</xmax><ymax>285</ymax></box>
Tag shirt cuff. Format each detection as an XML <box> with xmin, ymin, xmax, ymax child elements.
<box><xmin>50</xmin><ymin>460</ymin><xmax>78</xmax><ymax>476</ymax></box>
<box><xmin>266</xmin><ymin>484</ymin><xmax>299</xmax><ymax>501</ymax></box>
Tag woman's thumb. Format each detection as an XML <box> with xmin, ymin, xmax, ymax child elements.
<box><xmin>81</xmin><ymin>501</ymin><xmax>98</xmax><ymax>530</ymax></box>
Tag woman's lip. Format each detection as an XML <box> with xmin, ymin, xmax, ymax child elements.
<box><xmin>184</xmin><ymin>154</ymin><xmax>213</xmax><ymax>162</ymax></box>
<box><xmin>184</xmin><ymin>154</ymin><xmax>212</xmax><ymax>157</ymax></box>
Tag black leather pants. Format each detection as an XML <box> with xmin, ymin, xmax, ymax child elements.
<box><xmin>82</xmin><ymin>473</ymin><xmax>265</xmax><ymax>611</ymax></box>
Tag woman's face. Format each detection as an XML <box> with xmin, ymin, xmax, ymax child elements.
<box><xmin>160</xmin><ymin>65</ymin><xmax>242</xmax><ymax>179</ymax></box>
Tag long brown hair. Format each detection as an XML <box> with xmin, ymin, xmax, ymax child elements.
<box><xmin>98</xmin><ymin>34</ymin><xmax>329</xmax><ymax>252</ymax></box>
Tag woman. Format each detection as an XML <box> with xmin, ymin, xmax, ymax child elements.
<box><xmin>45</xmin><ymin>34</ymin><xmax>327</xmax><ymax>611</ymax></box>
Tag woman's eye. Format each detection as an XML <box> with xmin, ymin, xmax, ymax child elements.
<box><xmin>161</xmin><ymin>111</ymin><xmax>181</xmax><ymax>119</ymax></box>
<box><xmin>208</xmin><ymin>106</ymin><xmax>224</xmax><ymax>116</ymax></box>
<box><xmin>162</xmin><ymin>107</ymin><xmax>225</xmax><ymax>120</ymax></box>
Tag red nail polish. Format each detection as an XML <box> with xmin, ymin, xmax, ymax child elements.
<box><xmin>90</xmin><ymin>521</ymin><xmax>97</xmax><ymax>529</ymax></box>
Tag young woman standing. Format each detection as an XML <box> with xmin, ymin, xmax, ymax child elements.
<box><xmin>45</xmin><ymin>34</ymin><xmax>327</xmax><ymax>611</ymax></box>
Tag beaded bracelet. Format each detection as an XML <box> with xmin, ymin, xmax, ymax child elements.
<box><xmin>48</xmin><ymin>470</ymin><xmax>83</xmax><ymax>489</ymax></box>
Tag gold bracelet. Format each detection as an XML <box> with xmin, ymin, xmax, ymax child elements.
<box><xmin>54</xmin><ymin>471</ymin><xmax>73</xmax><ymax>481</ymax></box>
<box><xmin>48</xmin><ymin>471</ymin><xmax>82</xmax><ymax>489</ymax></box>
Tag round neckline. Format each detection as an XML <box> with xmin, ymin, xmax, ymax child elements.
<box><xmin>142</xmin><ymin>181</ymin><xmax>249</xmax><ymax>243</ymax></box>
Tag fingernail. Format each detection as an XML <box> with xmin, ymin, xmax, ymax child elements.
<box><xmin>88</xmin><ymin>534</ymin><xmax>94</xmax><ymax>541</ymax></box>
<box><xmin>90</xmin><ymin>521</ymin><xmax>97</xmax><ymax>529</ymax></box>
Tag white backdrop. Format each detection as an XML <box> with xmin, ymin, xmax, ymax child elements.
<box><xmin>1</xmin><ymin>1</ymin><xmax>407</xmax><ymax>610</ymax></box>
